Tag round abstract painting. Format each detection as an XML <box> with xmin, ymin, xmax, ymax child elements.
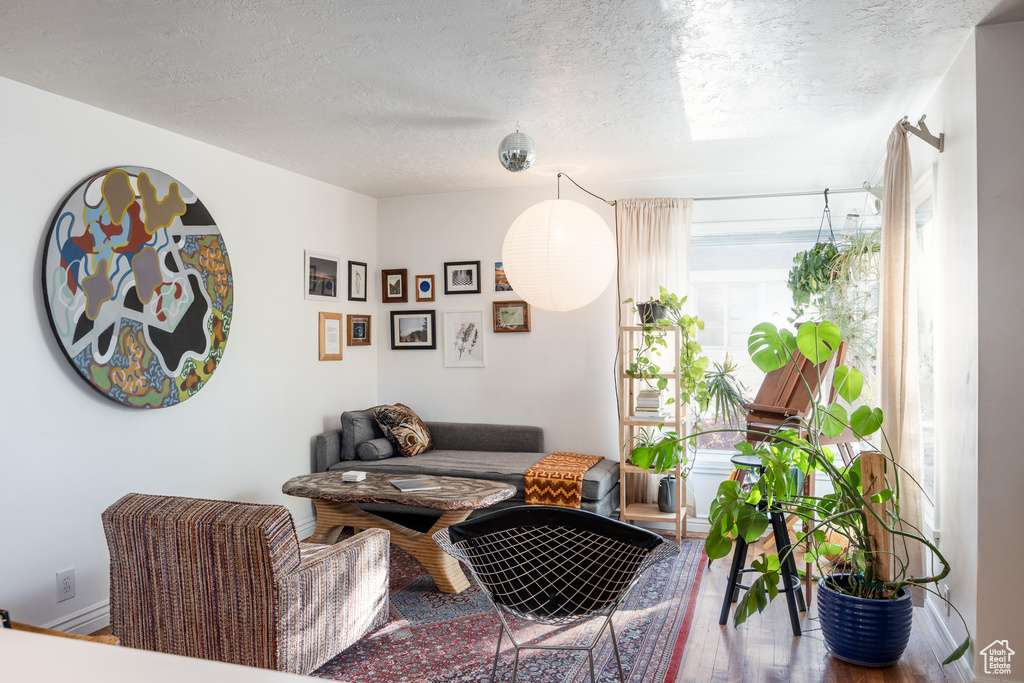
<box><xmin>42</xmin><ymin>167</ymin><xmax>233</xmax><ymax>408</ymax></box>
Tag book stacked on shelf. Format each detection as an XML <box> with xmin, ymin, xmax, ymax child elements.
<box><xmin>632</xmin><ymin>389</ymin><xmax>671</xmax><ymax>421</ymax></box>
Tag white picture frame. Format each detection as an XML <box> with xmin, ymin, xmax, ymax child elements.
<box><xmin>443</xmin><ymin>310</ymin><xmax>485</xmax><ymax>368</ymax></box>
<box><xmin>305</xmin><ymin>250</ymin><xmax>341</xmax><ymax>301</ymax></box>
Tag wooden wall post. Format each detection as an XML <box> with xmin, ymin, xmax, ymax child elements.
<box><xmin>859</xmin><ymin>450</ymin><xmax>891</xmax><ymax>583</ymax></box>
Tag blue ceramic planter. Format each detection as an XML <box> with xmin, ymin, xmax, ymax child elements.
<box><xmin>817</xmin><ymin>575</ymin><xmax>913</xmax><ymax>667</ymax></box>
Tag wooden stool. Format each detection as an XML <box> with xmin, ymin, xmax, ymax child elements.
<box><xmin>719</xmin><ymin>454</ymin><xmax>806</xmax><ymax>636</ymax></box>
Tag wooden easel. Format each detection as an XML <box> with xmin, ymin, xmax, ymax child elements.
<box><xmin>738</xmin><ymin>341</ymin><xmax>856</xmax><ymax>605</ymax></box>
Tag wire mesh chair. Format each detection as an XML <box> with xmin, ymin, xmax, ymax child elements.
<box><xmin>433</xmin><ymin>505</ymin><xmax>679</xmax><ymax>683</ymax></box>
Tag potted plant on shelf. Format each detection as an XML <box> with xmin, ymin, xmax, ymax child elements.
<box><xmin>621</xmin><ymin>287</ymin><xmax>710</xmax><ymax>494</ymax></box>
<box><xmin>702</xmin><ymin>320</ymin><xmax>971</xmax><ymax>667</ymax></box>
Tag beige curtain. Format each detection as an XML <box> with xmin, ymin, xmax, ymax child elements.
<box><xmin>879</xmin><ymin>121</ymin><xmax>924</xmax><ymax>603</ymax></box>
<box><xmin>616</xmin><ymin>198</ymin><xmax>693</xmax><ymax>505</ymax></box>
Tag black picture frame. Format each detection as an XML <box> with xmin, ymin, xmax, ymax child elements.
<box><xmin>444</xmin><ymin>260</ymin><xmax>481</xmax><ymax>294</ymax></box>
<box><xmin>348</xmin><ymin>261</ymin><xmax>367</xmax><ymax>301</ymax></box>
<box><xmin>389</xmin><ymin>310</ymin><xmax>436</xmax><ymax>349</ymax></box>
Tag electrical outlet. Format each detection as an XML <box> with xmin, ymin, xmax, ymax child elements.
<box><xmin>941</xmin><ymin>582</ymin><xmax>950</xmax><ymax>617</ymax></box>
<box><xmin>56</xmin><ymin>568</ymin><xmax>75</xmax><ymax>603</ymax></box>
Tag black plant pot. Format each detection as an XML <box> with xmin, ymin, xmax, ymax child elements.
<box><xmin>657</xmin><ymin>476</ymin><xmax>676</xmax><ymax>513</ymax></box>
<box><xmin>638</xmin><ymin>302</ymin><xmax>669</xmax><ymax>324</ymax></box>
<box><xmin>817</xmin><ymin>574</ymin><xmax>913</xmax><ymax>667</ymax></box>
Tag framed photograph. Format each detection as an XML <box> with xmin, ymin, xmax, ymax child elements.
<box><xmin>348</xmin><ymin>261</ymin><xmax>367</xmax><ymax>301</ymax></box>
<box><xmin>444</xmin><ymin>310</ymin><xmax>485</xmax><ymax>368</ymax></box>
<box><xmin>305</xmin><ymin>250</ymin><xmax>340</xmax><ymax>301</ymax></box>
<box><xmin>347</xmin><ymin>314</ymin><xmax>371</xmax><ymax>346</ymax></box>
<box><xmin>444</xmin><ymin>260</ymin><xmax>481</xmax><ymax>295</ymax></box>
<box><xmin>381</xmin><ymin>268</ymin><xmax>408</xmax><ymax>303</ymax></box>
<box><xmin>494</xmin><ymin>261</ymin><xmax>513</xmax><ymax>291</ymax></box>
<box><xmin>415</xmin><ymin>274</ymin><xmax>435</xmax><ymax>302</ymax></box>
<box><xmin>390</xmin><ymin>310</ymin><xmax>436</xmax><ymax>349</ymax></box>
<box><xmin>318</xmin><ymin>312</ymin><xmax>343</xmax><ymax>360</ymax></box>
<box><xmin>493</xmin><ymin>300</ymin><xmax>531</xmax><ymax>333</ymax></box>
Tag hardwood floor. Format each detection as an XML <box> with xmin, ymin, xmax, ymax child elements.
<box><xmin>674</xmin><ymin>538</ymin><xmax>957</xmax><ymax>683</ymax></box>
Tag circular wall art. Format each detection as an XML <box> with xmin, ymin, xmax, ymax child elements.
<box><xmin>41</xmin><ymin>166</ymin><xmax>233</xmax><ymax>408</ymax></box>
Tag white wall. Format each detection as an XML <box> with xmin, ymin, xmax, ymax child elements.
<box><xmin>976</xmin><ymin>20</ymin><xmax>1024</xmax><ymax>681</ymax></box>
<box><xmin>917</xmin><ymin>31</ymin><xmax>980</xmax><ymax>671</ymax></box>
<box><xmin>0</xmin><ymin>77</ymin><xmax>378</xmax><ymax>631</ymax></box>
<box><xmin>375</xmin><ymin>186</ymin><xmax>620</xmax><ymax>458</ymax></box>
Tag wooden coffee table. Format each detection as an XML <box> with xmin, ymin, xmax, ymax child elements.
<box><xmin>282</xmin><ymin>471</ymin><xmax>515</xmax><ymax>593</ymax></box>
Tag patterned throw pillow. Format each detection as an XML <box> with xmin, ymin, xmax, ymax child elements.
<box><xmin>373</xmin><ymin>403</ymin><xmax>434</xmax><ymax>457</ymax></box>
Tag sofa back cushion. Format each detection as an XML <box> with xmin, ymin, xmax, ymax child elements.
<box><xmin>427</xmin><ymin>422</ymin><xmax>544</xmax><ymax>453</ymax></box>
<box><xmin>340</xmin><ymin>409</ymin><xmax>386</xmax><ymax>461</ymax></box>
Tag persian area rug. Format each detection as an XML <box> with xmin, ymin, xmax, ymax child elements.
<box><xmin>312</xmin><ymin>535</ymin><xmax>707</xmax><ymax>683</ymax></box>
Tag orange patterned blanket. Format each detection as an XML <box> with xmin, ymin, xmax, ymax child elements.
<box><xmin>525</xmin><ymin>451</ymin><xmax>603</xmax><ymax>508</ymax></box>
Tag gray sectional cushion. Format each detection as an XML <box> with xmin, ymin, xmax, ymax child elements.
<box><xmin>425</xmin><ymin>422</ymin><xmax>543</xmax><ymax>453</ymax></box>
<box><xmin>340</xmin><ymin>409</ymin><xmax>385</xmax><ymax>461</ymax></box>
<box><xmin>329</xmin><ymin>449</ymin><xmax>617</xmax><ymax>502</ymax></box>
<box><xmin>357</xmin><ymin>438</ymin><xmax>396</xmax><ymax>461</ymax></box>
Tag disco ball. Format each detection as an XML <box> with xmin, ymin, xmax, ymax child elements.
<box><xmin>498</xmin><ymin>130</ymin><xmax>537</xmax><ymax>172</ymax></box>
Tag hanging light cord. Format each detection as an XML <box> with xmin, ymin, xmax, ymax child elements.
<box><xmin>558</xmin><ymin>173</ymin><xmax>616</xmax><ymax>206</ymax></box>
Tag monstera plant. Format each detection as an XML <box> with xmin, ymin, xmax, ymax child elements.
<box><xmin>702</xmin><ymin>320</ymin><xmax>971</xmax><ymax>667</ymax></box>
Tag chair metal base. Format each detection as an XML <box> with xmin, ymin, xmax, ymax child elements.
<box><xmin>489</xmin><ymin>607</ymin><xmax>626</xmax><ymax>683</ymax></box>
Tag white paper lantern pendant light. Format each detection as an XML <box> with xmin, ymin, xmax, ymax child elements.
<box><xmin>501</xmin><ymin>173</ymin><xmax>616</xmax><ymax>313</ymax></box>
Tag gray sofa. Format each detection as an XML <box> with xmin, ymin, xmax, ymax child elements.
<box><xmin>314</xmin><ymin>414</ymin><xmax>620</xmax><ymax>519</ymax></box>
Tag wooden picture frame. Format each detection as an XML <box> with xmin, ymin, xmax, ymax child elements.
<box><xmin>381</xmin><ymin>268</ymin><xmax>408</xmax><ymax>303</ymax></box>
<box><xmin>347</xmin><ymin>314</ymin><xmax>372</xmax><ymax>346</ymax></box>
<box><xmin>318</xmin><ymin>312</ymin><xmax>344</xmax><ymax>360</ymax></box>
<box><xmin>390</xmin><ymin>310</ymin><xmax>436</xmax><ymax>349</ymax></box>
<box><xmin>443</xmin><ymin>260</ymin><xmax>481</xmax><ymax>294</ymax></box>
<box><xmin>305</xmin><ymin>250</ymin><xmax>341</xmax><ymax>301</ymax></box>
<box><xmin>415</xmin><ymin>274</ymin><xmax>435</xmax><ymax>302</ymax></box>
<box><xmin>493</xmin><ymin>300</ymin><xmax>531</xmax><ymax>332</ymax></box>
<box><xmin>348</xmin><ymin>261</ymin><xmax>367</xmax><ymax>301</ymax></box>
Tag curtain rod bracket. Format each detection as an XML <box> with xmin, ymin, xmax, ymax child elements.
<box><xmin>901</xmin><ymin>115</ymin><xmax>944</xmax><ymax>153</ymax></box>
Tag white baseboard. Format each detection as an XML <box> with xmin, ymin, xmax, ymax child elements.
<box><xmin>294</xmin><ymin>515</ymin><xmax>318</xmax><ymax>539</ymax></box>
<box><xmin>46</xmin><ymin>599</ymin><xmax>110</xmax><ymax>636</ymax></box>
<box><xmin>921</xmin><ymin>596</ymin><xmax>975</xmax><ymax>683</ymax></box>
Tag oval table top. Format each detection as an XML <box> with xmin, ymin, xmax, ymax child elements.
<box><xmin>282</xmin><ymin>471</ymin><xmax>515</xmax><ymax>511</ymax></box>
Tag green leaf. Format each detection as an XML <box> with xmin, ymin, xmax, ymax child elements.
<box><xmin>869</xmin><ymin>488</ymin><xmax>894</xmax><ymax>504</ymax></box>
<box><xmin>795</xmin><ymin>321</ymin><xmax>841</xmax><ymax>364</ymax></box>
<box><xmin>704</xmin><ymin>525</ymin><xmax>734</xmax><ymax>559</ymax></box>
<box><xmin>630</xmin><ymin>445</ymin><xmax>655</xmax><ymax>470</ymax></box>
<box><xmin>850</xmin><ymin>406</ymin><xmax>884</xmax><ymax>437</ymax></box>
<box><xmin>748</xmin><ymin>323</ymin><xmax>796</xmax><ymax>372</ymax></box>
<box><xmin>832</xmin><ymin>366</ymin><xmax>864</xmax><ymax>404</ymax></box>
<box><xmin>942</xmin><ymin>636</ymin><xmax>972</xmax><ymax>665</ymax></box>
<box><xmin>736</xmin><ymin>506</ymin><xmax>770</xmax><ymax>543</ymax></box>
<box><xmin>817</xmin><ymin>403</ymin><xmax>848</xmax><ymax>439</ymax></box>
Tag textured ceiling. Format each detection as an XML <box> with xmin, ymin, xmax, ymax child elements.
<box><xmin>0</xmin><ymin>0</ymin><xmax>1003</xmax><ymax>198</ymax></box>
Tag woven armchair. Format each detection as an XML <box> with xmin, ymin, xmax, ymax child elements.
<box><xmin>102</xmin><ymin>493</ymin><xmax>389</xmax><ymax>675</ymax></box>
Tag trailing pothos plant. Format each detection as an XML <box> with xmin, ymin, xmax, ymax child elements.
<box><xmin>787</xmin><ymin>241</ymin><xmax>841</xmax><ymax>308</ymax></box>
<box><xmin>701</xmin><ymin>320</ymin><xmax>971</xmax><ymax>664</ymax></box>
<box><xmin>621</xmin><ymin>287</ymin><xmax>711</xmax><ymax>473</ymax></box>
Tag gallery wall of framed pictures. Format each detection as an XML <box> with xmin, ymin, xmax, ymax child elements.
<box><xmin>307</xmin><ymin>249</ymin><xmax>374</xmax><ymax>359</ymax></box>
<box><xmin>314</xmin><ymin>254</ymin><xmax>532</xmax><ymax>363</ymax></box>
